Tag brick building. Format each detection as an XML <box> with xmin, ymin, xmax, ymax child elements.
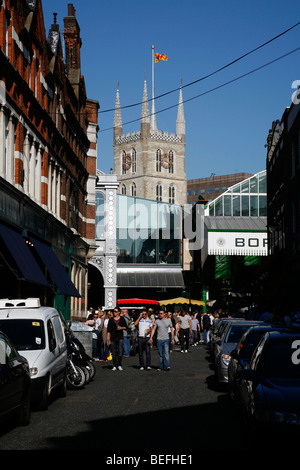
<box><xmin>0</xmin><ymin>1</ymin><xmax>99</xmax><ymax>318</ymax></box>
<box><xmin>187</xmin><ymin>173</ymin><xmax>253</xmax><ymax>205</ymax></box>
<box><xmin>266</xmin><ymin>98</ymin><xmax>300</xmax><ymax>310</ymax></box>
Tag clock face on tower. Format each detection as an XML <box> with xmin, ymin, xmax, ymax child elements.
<box><xmin>122</xmin><ymin>153</ymin><xmax>132</xmax><ymax>170</ymax></box>
<box><xmin>160</xmin><ymin>152</ymin><xmax>173</xmax><ymax>169</ymax></box>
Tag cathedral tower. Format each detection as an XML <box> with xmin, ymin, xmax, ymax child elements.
<box><xmin>113</xmin><ymin>80</ymin><xmax>187</xmax><ymax>205</ymax></box>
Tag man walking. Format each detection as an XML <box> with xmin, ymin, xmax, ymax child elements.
<box><xmin>149</xmin><ymin>310</ymin><xmax>174</xmax><ymax>371</ymax></box>
<box><xmin>178</xmin><ymin>310</ymin><xmax>192</xmax><ymax>353</ymax></box>
<box><xmin>134</xmin><ymin>309</ymin><xmax>153</xmax><ymax>370</ymax></box>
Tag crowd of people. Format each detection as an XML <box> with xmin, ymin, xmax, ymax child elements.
<box><xmin>84</xmin><ymin>305</ymin><xmax>219</xmax><ymax>371</ymax></box>
<box><xmin>83</xmin><ymin>302</ymin><xmax>300</xmax><ymax>372</ymax></box>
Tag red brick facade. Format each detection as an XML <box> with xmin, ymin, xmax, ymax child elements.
<box><xmin>0</xmin><ymin>0</ymin><xmax>98</xmax><ymax>240</ymax></box>
<box><xmin>0</xmin><ymin>0</ymin><xmax>99</xmax><ymax>318</ymax></box>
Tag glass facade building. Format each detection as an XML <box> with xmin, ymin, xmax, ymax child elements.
<box><xmin>116</xmin><ymin>195</ymin><xmax>181</xmax><ymax>265</ymax></box>
<box><xmin>207</xmin><ymin>171</ymin><xmax>267</xmax><ymax>218</ymax></box>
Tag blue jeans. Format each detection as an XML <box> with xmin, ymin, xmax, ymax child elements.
<box><xmin>203</xmin><ymin>329</ymin><xmax>210</xmax><ymax>344</ymax></box>
<box><xmin>123</xmin><ymin>336</ymin><xmax>131</xmax><ymax>357</ymax></box>
<box><xmin>157</xmin><ymin>339</ymin><xmax>170</xmax><ymax>369</ymax></box>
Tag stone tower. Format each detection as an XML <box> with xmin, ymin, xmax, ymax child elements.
<box><xmin>113</xmin><ymin>80</ymin><xmax>187</xmax><ymax>205</ymax></box>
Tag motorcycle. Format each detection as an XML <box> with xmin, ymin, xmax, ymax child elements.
<box><xmin>66</xmin><ymin>354</ymin><xmax>86</xmax><ymax>390</ymax></box>
<box><xmin>65</xmin><ymin>324</ymin><xmax>96</xmax><ymax>387</ymax></box>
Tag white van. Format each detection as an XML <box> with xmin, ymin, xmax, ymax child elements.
<box><xmin>0</xmin><ymin>298</ymin><xmax>67</xmax><ymax>410</ymax></box>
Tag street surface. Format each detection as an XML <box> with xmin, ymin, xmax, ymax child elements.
<box><xmin>0</xmin><ymin>343</ymin><xmax>245</xmax><ymax>457</ymax></box>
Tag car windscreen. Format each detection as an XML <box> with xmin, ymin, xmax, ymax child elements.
<box><xmin>238</xmin><ymin>330</ymin><xmax>269</xmax><ymax>358</ymax></box>
<box><xmin>224</xmin><ymin>324</ymin><xmax>252</xmax><ymax>344</ymax></box>
<box><xmin>259</xmin><ymin>340</ymin><xmax>300</xmax><ymax>378</ymax></box>
<box><xmin>0</xmin><ymin>319</ymin><xmax>45</xmax><ymax>350</ymax></box>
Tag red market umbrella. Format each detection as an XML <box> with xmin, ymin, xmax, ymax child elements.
<box><xmin>117</xmin><ymin>298</ymin><xmax>159</xmax><ymax>306</ymax></box>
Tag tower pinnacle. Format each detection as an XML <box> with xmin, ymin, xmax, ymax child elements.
<box><xmin>176</xmin><ymin>79</ymin><xmax>185</xmax><ymax>138</ymax></box>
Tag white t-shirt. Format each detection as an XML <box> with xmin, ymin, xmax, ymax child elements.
<box><xmin>138</xmin><ymin>318</ymin><xmax>153</xmax><ymax>337</ymax></box>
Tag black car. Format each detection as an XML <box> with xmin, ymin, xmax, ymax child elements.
<box><xmin>0</xmin><ymin>331</ymin><xmax>31</xmax><ymax>426</ymax></box>
<box><xmin>228</xmin><ymin>324</ymin><xmax>286</xmax><ymax>400</ymax></box>
<box><xmin>236</xmin><ymin>331</ymin><xmax>300</xmax><ymax>442</ymax></box>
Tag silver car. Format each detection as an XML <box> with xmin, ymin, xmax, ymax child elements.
<box><xmin>214</xmin><ymin>320</ymin><xmax>263</xmax><ymax>384</ymax></box>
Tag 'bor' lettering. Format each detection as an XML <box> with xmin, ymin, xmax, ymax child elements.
<box><xmin>235</xmin><ymin>238</ymin><xmax>267</xmax><ymax>248</ymax></box>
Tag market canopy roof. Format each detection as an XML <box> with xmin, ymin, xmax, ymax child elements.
<box><xmin>159</xmin><ymin>297</ymin><xmax>205</xmax><ymax>306</ymax></box>
<box><xmin>117</xmin><ymin>269</ymin><xmax>184</xmax><ymax>288</ymax></box>
<box><xmin>117</xmin><ymin>298</ymin><xmax>159</xmax><ymax>305</ymax></box>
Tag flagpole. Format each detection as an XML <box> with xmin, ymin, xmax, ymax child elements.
<box><xmin>152</xmin><ymin>45</ymin><xmax>155</xmax><ymax>106</ymax></box>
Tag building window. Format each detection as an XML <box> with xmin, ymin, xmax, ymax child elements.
<box><xmin>121</xmin><ymin>184</ymin><xmax>126</xmax><ymax>195</ymax></box>
<box><xmin>156</xmin><ymin>183</ymin><xmax>162</xmax><ymax>201</ymax></box>
<box><xmin>201</xmin><ymin>188</ymin><xmax>205</xmax><ymax>194</ymax></box>
<box><xmin>187</xmin><ymin>190</ymin><xmax>191</xmax><ymax>196</ymax></box>
<box><xmin>121</xmin><ymin>150</ymin><xmax>127</xmax><ymax>175</ymax></box>
<box><xmin>156</xmin><ymin>149</ymin><xmax>162</xmax><ymax>172</ymax></box>
<box><xmin>132</xmin><ymin>148</ymin><xmax>136</xmax><ymax>173</ymax></box>
<box><xmin>208</xmin><ymin>188</ymin><xmax>212</xmax><ymax>194</ymax></box>
<box><xmin>215</xmin><ymin>187</ymin><xmax>219</xmax><ymax>193</ymax></box>
<box><xmin>169</xmin><ymin>185</ymin><xmax>175</xmax><ymax>204</ymax></box>
<box><xmin>168</xmin><ymin>150</ymin><xmax>174</xmax><ymax>173</ymax></box>
<box><xmin>95</xmin><ymin>192</ymin><xmax>105</xmax><ymax>239</ymax></box>
<box><xmin>131</xmin><ymin>182</ymin><xmax>136</xmax><ymax>197</ymax></box>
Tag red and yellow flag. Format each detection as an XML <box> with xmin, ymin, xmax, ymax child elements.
<box><xmin>155</xmin><ymin>53</ymin><xmax>169</xmax><ymax>63</ymax></box>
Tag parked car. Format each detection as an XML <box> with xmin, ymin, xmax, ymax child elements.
<box><xmin>235</xmin><ymin>331</ymin><xmax>300</xmax><ymax>442</ymax></box>
<box><xmin>210</xmin><ymin>317</ymin><xmax>243</xmax><ymax>358</ymax></box>
<box><xmin>228</xmin><ymin>324</ymin><xmax>286</xmax><ymax>400</ymax></box>
<box><xmin>0</xmin><ymin>298</ymin><xmax>67</xmax><ymax>410</ymax></box>
<box><xmin>0</xmin><ymin>331</ymin><xmax>31</xmax><ymax>426</ymax></box>
<box><xmin>214</xmin><ymin>320</ymin><xmax>263</xmax><ymax>384</ymax></box>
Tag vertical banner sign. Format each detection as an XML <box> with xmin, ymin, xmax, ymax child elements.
<box><xmin>215</xmin><ymin>255</ymin><xmax>231</xmax><ymax>279</ymax></box>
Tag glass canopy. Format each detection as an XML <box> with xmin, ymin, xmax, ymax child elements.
<box><xmin>207</xmin><ymin>171</ymin><xmax>267</xmax><ymax>217</ymax></box>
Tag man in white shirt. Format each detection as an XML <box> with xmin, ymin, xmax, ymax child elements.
<box><xmin>134</xmin><ymin>309</ymin><xmax>153</xmax><ymax>370</ymax></box>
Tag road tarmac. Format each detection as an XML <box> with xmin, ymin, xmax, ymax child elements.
<box><xmin>0</xmin><ymin>343</ymin><xmax>244</xmax><ymax>454</ymax></box>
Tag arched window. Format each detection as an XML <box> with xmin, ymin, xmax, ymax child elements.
<box><xmin>156</xmin><ymin>149</ymin><xmax>161</xmax><ymax>172</ymax></box>
<box><xmin>168</xmin><ymin>150</ymin><xmax>174</xmax><ymax>174</ymax></box>
<box><xmin>131</xmin><ymin>182</ymin><xmax>136</xmax><ymax>197</ymax></box>
<box><xmin>156</xmin><ymin>183</ymin><xmax>162</xmax><ymax>201</ymax></box>
<box><xmin>169</xmin><ymin>184</ymin><xmax>175</xmax><ymax>203</ymax></box>
<box><xmin>121</xmin><ymin>150</ymin><xmax>127</xmax><ymax>175</ymax></box>
<box><xmin>121</xmin><ymin>184</ymin><xmax>126</xmax><ymax>195</ymax></box>
<box><xmin>132</xmin><ymin>148</ymin><xmax>136</xmax><ymax>173</ymax></box>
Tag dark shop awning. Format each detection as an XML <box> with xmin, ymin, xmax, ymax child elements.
<box><xmin>117</xmin><ymin>269</ymin><xmax>185</xmax><ymax>289</ymax></box>
<box><xmin>0</xmin><ymin>223</ymin><xmax>49</xmax><ymax>287</ymax></box>
<box><xmin>29</xmin><ymin>237</ymin><xmax>80</xmax><ymax>297</ymax></box>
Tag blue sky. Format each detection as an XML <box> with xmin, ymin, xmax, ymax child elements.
<box><xmin>42</xmin><ymin>0</ymin><xmax>300</xmax><ymax>180</ymax></box>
